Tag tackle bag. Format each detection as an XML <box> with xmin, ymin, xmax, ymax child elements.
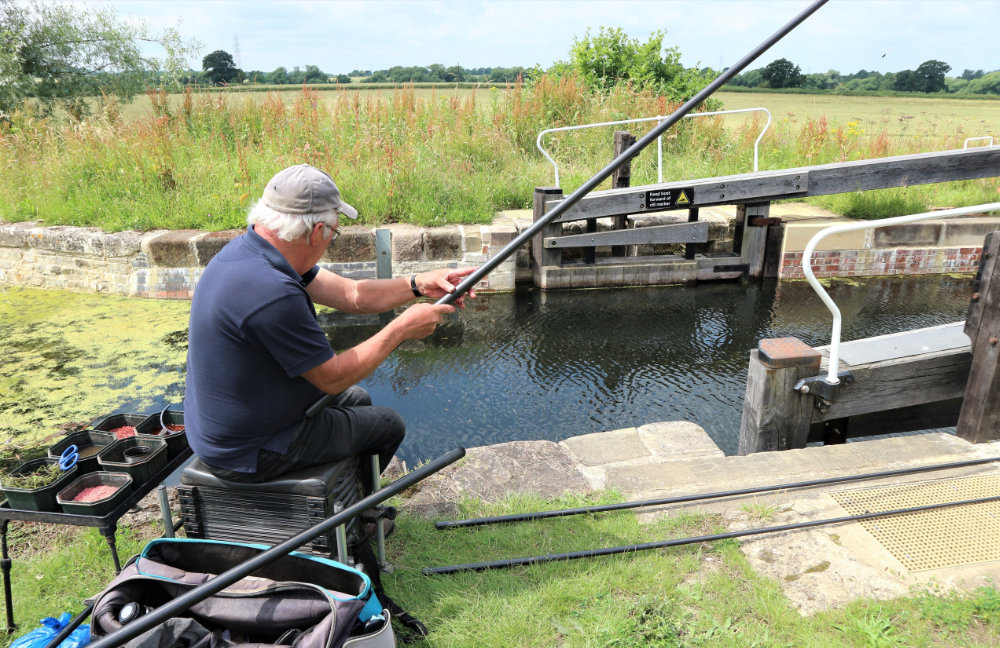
<box><xmin>89</xmin><ymin>538</ymin><xmax>395</xmax><ymax>648</ymax></box>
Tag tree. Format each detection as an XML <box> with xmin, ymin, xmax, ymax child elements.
<box><xmin>266</xmin><ymin>66</ymin><xmax>288</xmax><ymax>84</ymax></box>
<box><xmin>560</xmin><ymin>27</ymin><xmax>702</xmax><ymax>99</ymax></box>
<box><xmin>967</xmin><ymin>71</ymin><xmax>1000</xmax><ymax>95</ymax></box>
<box><xmin>302</xmin><ymin>64</ymin><xmax>326</xmax><ymax>83</ymax></box>
<box><xmin>893</xmin><ymin>69</ymin><xmax>919</xmax><ymax>92</ymax></box>
<box><xmin>761</xmin><ymin>58</ymin><xmax>803</xmax><ymax>89</ymax></box>
<box><xmin>914</xmin><ymin>59</ymin><xmax>950</xmax><ymax>92</ymax></box>
<box><xmin>727</xmin><ymin>68</ymin><xmax>764</xmax><ymax>88</ymax></box>
<box><xmin>202</xmin><ymin>49</ymin><xmax>240</xmax><ymax>85</ymax></box>
<box><xmin>488</xmin><ymin>66</ymin><xmax>530</xmax><ymax>83</ymax></box>
<box><xmin>0</xmin><ymin>0</ymin><xmax>194</xmax><ymax>121</ymax></box>
<box><xmin>894</xmin><ymin>60</ymin><xmax>951</xmax><ymax>93</ymax></box>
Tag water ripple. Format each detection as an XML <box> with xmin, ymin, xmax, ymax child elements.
<box><xmin>324</xmin><ymin>276</ymin><xmax>975</xmax><ymax>464</ymax></box>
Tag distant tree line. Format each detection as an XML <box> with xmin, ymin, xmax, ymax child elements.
<box><xmin>183</xmin><ymin>50</ymin><xmax>533</xmax><ymax>87</ymax></box>
<box><xmin>359</xmin><ymin>64</ymin><xmax>533</xmax><ymax>84</ymax></box>
<box><xmin>729</xmin><ymin>57</ymin><xmax>1000</xmax><ymax>95</ymax></box>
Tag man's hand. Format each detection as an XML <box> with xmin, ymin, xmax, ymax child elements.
<box><xmin>414</xmin><ymin>267</ymin><xmax>478</xmax><ymax>307</ymax></box>
<box><xmin>390</xmin><ymin>302</ymin><xmax>456</xmax><ymax>340</ymax></box>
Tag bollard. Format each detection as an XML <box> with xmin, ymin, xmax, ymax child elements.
<box><xmin>738</xmin><ymin>337</ymin><xmax>821</xmax><ymax>454</ymax></box>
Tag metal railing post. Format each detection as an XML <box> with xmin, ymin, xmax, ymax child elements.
<box><xmin>536</xmin><ymin>107</ymin><xmax>773</xmax><ymax>188</ymax></box>
<box><xmin>440</xmin><ymin>0</ymin><xmax>829</xmax><ymax>305</ymax></box>
<box><xmin>801</xmin><ymin>202</ymin><xmax>1000</xmax><ymax>385</ymax></box>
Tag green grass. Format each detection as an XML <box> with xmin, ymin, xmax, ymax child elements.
<box><xmin>3</xmin><ymin>81</ymin><xmax>998</xmax><ymax>233</ymax></box>
<box><xmin>5</xmin><ymin>490</ymin><xmax>1000</xmax><ymax>648</ymax></box>
<box><xmin>811</xmin><ymin>188</ymin><xmax>934</xmax><ymax>220</ymax></box>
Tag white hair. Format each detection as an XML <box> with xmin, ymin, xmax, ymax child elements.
<box><xmin>246</xmin><ymin>200</ymin><xmax>338</xmax><ymax>242</ymax></box>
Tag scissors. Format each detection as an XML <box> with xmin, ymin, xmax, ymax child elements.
<box><xmin>59</xmin><ymin>445</ymin><xmax>79</xmax><ymax>471</ymax></box>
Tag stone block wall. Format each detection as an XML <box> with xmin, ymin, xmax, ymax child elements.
<box><xmin>0</xmin><ymin>215</ymin><xmax>533</xmax><ymax>298</ymax></box>
<box><xmin>1</xmin><ymin>208</ymin><xmax>995</xmax><ymax>298</ymax></box>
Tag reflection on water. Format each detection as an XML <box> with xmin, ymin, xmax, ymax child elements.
<box><xmin>319</xmin><ymin>275</ymin><xmax>975</xmax><ymax>466</ymax></box>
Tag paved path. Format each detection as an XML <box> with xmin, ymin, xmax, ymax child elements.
<box><xmin>405</xmin><ymin>423</ymin><xmax>1000</xmax><ymax>615</ymax></box>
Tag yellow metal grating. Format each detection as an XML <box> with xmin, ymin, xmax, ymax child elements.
<box><xmin>830</xmin><ymin>473</ymin><xmax>1000</xmax><ymax>572</ymax></box>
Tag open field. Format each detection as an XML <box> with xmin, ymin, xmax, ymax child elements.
<box><xmin>113</xmin><ymin>85</ymin><xmax>490</xmax><ymax>121</ymax></box>
<box><xmin>111</xmin><ymin>86</ymin><xmax>1000</xmax><ymax>138</ymax></box>
<box><xmin>716</xmin><ymin>91</ymin><xmax>1000</xmax><ymax>140</ymax></box>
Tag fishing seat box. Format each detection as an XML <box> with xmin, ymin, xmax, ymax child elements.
<box><xmin>177</xmin><ymin>457</ymin><xmax>366</xmax><ymax>557</ymax></box>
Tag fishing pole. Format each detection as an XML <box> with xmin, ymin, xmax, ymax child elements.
<box><xmin>85</xmin><ymin>447</ymin><xmax>465</xmax><ymax>648</ymax></box>
<box><xmin>424</xmin><ymin>492</ymin><xmax>1000</xmax><ymax>575</ymax></box>
<box><xmin>306</xmin><ymin>0</ymin><xmax>830</xmax><ymax>420</ymax></box>
<box><xmin>435</xmin><ymin>456</ymin><xmax>1000</xmax><ymax>529</ymax></box>
<box><xmin>436</xmin><ymin>0</ymin><xmax>830</xmax><ymax>306</ymax></box>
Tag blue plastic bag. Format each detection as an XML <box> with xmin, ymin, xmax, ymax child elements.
<box><xmin>10</xmin><ymin>612</ymin><xmax>90</xmax><ymax>648</ymax></box>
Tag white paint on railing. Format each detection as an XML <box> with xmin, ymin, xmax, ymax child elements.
<box><xmin>964</xmin><ymin>136</ymin><xmax>994</xmax><ymax>149</ymax></box>
<box><xmin>802</xmin><ymin>202</ymin><xmax>1000</xmax><ymax>385</ymax></box>
<box><xmin>536</xmin><ymin>108</ymin><xmax>771</xmax><ymax>188</ymax></box>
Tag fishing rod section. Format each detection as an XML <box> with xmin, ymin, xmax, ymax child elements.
<box><xmin>425</xmin><ymin>492</ymin><xmax>1000</xmax><ymax>575</ymax></box>
<box><xmin>306</xmin><ymin>0</ymin><xmax>829</xmax><ymax>416</ymax></box>
<box><xmin>86</xmin><ymin>447</ymin><xmax>466</xmax><ymax>648</ymax></box>
<box><xmin>436</xmin><ymin>0</ymin><xmax>830</xmax><ymax>307</ymax></box>
<box><xmin>435</xmin><ymin>456</ymin><xmax>1000</xmax><ymax>529</ymax></box>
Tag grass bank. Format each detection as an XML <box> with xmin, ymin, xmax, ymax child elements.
<box><xmin>4</xmin><ymin>490</ymin><xmax>1000</xmax><ymax>648</ymax></box>
<box><xmin>1</xmin><ymin>80</ymin><xmax>998</xmax><ymax>232</ymax></box>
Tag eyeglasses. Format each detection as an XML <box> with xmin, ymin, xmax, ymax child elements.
<box><xmin>321</xmin><ymin>222</ymin><xmax>341</xmax><ymax>242</ymax></box>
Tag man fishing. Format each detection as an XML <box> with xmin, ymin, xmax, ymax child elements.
<box><xmin>183</xmin><ymin>163</ymin><xmax>476</xmax><ymax>484</ymax></box>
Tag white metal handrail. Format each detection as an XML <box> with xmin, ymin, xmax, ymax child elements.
<box><xmin>964</xmin><ymin>136</ymin><xmax>995</xmax><ymax>149</ymax></box>
<box><xmin>536</xmin><ymin>107</ymin><xmax>772</xmax><ymax>188</ymax></box>
<box><xmin>802</xmin><ymin>202</ymin><xmax>1000</xmax><ymax>385</ymax></box>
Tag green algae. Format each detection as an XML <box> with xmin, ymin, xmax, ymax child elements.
<box><xmin>804</xmin><ymin>560</ymin><xmax>831</xmax><ymax>574</ymax></box>
<box><xmin>0</xmin><ymin>286</ymin><xmax>190</xmax><ymax>469</ymax></box>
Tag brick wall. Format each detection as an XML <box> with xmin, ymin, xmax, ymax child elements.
<box><xmin>780</xmin><ymin>247</ymin><xmax>983</xmax><ymax>279</ymax></box>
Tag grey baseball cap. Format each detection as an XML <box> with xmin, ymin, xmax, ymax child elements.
<box><xmin>260</xmin><ymin>164</ymin><xmax>358</xmax><ymax>220</ymax></box>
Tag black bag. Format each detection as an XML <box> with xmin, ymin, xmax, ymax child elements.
<box><xmin>89</xmin><ymin>538</ymin><xmax>395</xmax><ymax>648</ymax></box>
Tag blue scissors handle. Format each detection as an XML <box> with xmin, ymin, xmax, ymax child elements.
<box><xmin>59</xmin><ymin>445</ymin><xmax>79</xmax><ymax>471</ymax></box>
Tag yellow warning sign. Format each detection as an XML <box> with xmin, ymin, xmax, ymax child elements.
<box><xmin>645</xmin><ymin>187</ymin><xmax>695</xmax><ymax>210</ymax></box>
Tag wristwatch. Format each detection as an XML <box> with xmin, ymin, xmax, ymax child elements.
<box><xmin>409</xmin><ymin>274</ymin><xmax>421</xmax><ymax>298</ymax></box>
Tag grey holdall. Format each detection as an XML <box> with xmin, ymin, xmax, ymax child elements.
<box><xmin>89</xmin><ymin>538</ymin><xmax>395</xmax><ymax>648</ymax></box>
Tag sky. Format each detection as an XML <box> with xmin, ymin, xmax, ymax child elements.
<box><xmin>95</xmin><ymin>0</ymin><xmax>998</xmax><ymax>77</ymax></box>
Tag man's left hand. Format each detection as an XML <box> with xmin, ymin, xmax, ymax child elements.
<box><xmin>415</xmin><ymin>267</ymin><xmax>478</xmax><ymax>307</ymax></box>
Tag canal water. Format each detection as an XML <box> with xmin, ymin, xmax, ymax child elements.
<box><xmin>320</xmin><ymin>274</ymin><xmax>975</xmax><ymax>466</ymax></box>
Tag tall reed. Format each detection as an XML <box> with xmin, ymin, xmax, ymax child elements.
<box><xmin>1</xmin><ymin>78</ymin><xmax>995</xmax><ymax>231</ymax></box>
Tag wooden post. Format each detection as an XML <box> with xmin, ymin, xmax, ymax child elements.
<box><xmin>531</xmin><ymin>187</ymin><xmax>563</xmax><ymax>286</ymax></box>
<box><xmin>957</xmin><ymin>231</ymin><xmax>1000</xmax><ymax>442</ymax></box>
<box><xmin>609</xmin><ymin>130</ymin><xmax>635</xmax><ymax>259</ymax></box>
<box><xmin>739</xmin><ymin>201</ymin><xmax>772</xmax><ymax>279</ymax></box>
<box><xmin>964</xmin><ymin>231</ymin><xmax>999</xmax><ymax>347</ymax></box>
<box><xmin>762</xmin><ymin>222</ymin><xmax>786</xmax><ymax>279</ymax></box>
<box><xmin>685</xmin><ymin>207</ymin><xmax>699</xmax><ymax>260</ymax></box>
<box><xmin>738</xmin><ymin>337</ymin><xmax>821</xmax><ymax>455</ymax></box>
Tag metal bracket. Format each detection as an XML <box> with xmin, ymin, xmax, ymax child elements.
<box><xmin>793</xmin><ymin>371</ymin><xmax>855</xmax><ymax>414</ymax></box>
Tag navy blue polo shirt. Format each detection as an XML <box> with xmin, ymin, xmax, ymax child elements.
<box><xmin>183</xmin><ymin>226</ymin><xmax>334</xmax><ymax>472</ymax></box>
